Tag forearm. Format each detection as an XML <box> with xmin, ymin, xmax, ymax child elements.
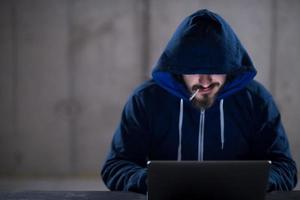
<box><xmin>101</xmin><ymin>158</ymin><xmax>148</xmax><ymax>194</ymax></box>
<box><xmin>267</xmin><ymin>158</ymin><xmax>297</xmax><ymax>191</ymax></box>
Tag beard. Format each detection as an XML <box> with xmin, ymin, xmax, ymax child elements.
<box><xmin>190</xmin><ymin>82</ymin><xmax>223</xmax><ymax>110</ymax></box>
<box><xmin>191</xmin><ymin>93</ymin><xmax>216</xmax><ymax>110</ymax></box>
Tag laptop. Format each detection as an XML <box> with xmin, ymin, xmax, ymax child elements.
<box><xmin>147</xmin><ymin>160</ymin><xmax>271</xmax><ymax>200</ymax></box>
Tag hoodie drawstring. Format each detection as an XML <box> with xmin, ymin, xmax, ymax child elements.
<box><xmin>220</xmin><ymin>99</ymin><xmax>224</xmax><ymax>150</ymax></box>
<box><xmin>177</xmin><ymin>99</ymin><xmax>184</xmax><ymax>161</ymax></box>
<box><xmin>177</xmin><ymin>99</ymin><xmax>225</xmax><ymax>161</ymax></box>
<box><xmin>198</xmin><ymin>109</ymin><xmax>205</xmax><ymax>161</ymax></box>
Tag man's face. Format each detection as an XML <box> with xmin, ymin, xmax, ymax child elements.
<box><xmin>183</xmin><ymin>74</ymin><xmax>226</xmax><ymax>109</ymax></box>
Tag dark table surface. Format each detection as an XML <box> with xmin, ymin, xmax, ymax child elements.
<box><xmin>0</xmin><ymin>191</ymin><xmax>300</xmax><ymax>200</ymax></box>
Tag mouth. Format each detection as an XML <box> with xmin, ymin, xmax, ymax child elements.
<box><xmin>199</xmin><ymin>85</ymin><xmax>214</xmax><ymax>94</ymax></box>
<box><xmin>192</xmin><ymin>83</ymin><xmax>219</xmax><ymax>95</ymax></box>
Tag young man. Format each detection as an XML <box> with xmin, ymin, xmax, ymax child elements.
<box><xmin>101</xmin><ymin>9</ymin><xmax>297</xmax><ymax>194</ymax></box>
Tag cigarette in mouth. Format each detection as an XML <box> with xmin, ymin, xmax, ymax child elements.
<box><xmin>189</xmin><ymin>89</ymin><xmax>199</xmax><ymax>101</ymax></box>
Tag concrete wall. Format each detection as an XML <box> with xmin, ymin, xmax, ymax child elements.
<box><xmin>0</xmin><ymin>0</ymin><xmax>299</xmax><ymax>184</ymax></box>
<box><xmin>274</xmin><ymin>0</ymin><xmax>300</xmax><ymax>167</ymax></box>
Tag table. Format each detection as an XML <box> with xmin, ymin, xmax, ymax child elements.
<box><xmin>0</xmin><ymin>191</ymin><xmax>299</xmax><ymax>200</ymax></box>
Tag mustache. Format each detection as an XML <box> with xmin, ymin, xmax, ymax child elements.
<box><xmin>192</xmin><ymin>82</ymin><xmax>220</xmax><ymax>91</ymax></box>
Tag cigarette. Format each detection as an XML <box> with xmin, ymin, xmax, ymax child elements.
<box><xmin>189</xmin><ymin>89</ymin><xmax>199</xmax><ymax>101</ymax></box>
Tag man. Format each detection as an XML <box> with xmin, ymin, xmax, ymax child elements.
<box><xmin>101</xmin><ymin>9</ymin><xmax>297</xmax><ymax>194</ymax></box>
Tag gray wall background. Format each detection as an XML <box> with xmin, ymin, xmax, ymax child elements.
<box><xmin>0</xmin><ymin>0</ymin><xmax>299</xmax><ymax>187</ymax></box>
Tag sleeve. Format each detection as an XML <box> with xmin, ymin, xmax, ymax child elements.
<box><xmin>101</xmin><ymin>94</ymin><xmax>150</xmax><ymax>194</ymax></box>
<box><xmin>252</xmin><ymin>96</ymin><xmax>298</xmax><ymax>192</ymax></box>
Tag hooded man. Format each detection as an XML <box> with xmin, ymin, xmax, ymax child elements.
<box><xmin>101</xmin><ymin>9</ymin><xmax>297</xmax><ymax>194</ymax></box>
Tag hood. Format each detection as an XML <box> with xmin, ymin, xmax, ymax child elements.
<box><xmin>152</xmin><ymin>9</ymin><xmax>257</xmax><ymax>101</ymax></box>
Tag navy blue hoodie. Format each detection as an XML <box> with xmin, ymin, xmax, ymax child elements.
<box><xmin>101</xmin><ymin>9</ymin><xmax>297</xmax><ymax>193</ymax></box>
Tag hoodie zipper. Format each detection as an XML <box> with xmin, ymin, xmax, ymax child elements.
<box><xmin>198</xmin><ymin>109</ymin><xmax>205</xmax><ymax>161</ymax></box>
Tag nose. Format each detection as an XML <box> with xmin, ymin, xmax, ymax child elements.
<box><xmin>198</xmin><ymin>74</ymin><xmax>212</xmax><ymax>86</ymax></box>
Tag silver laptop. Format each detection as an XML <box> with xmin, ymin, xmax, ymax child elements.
<box><xmin>147</xmin><ymin>160</ymin><xmax>271</xmax><ymax>200</ymax></box>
